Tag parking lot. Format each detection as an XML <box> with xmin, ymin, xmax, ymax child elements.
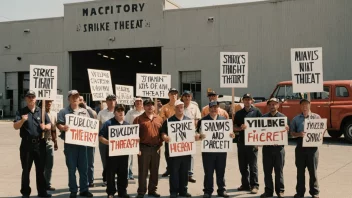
<box><xmin>0</xmin><ymin>121</ymin><xmax>351</xmax><ymax>198</ymax></box>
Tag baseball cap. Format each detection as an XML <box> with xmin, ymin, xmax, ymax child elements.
<box><xmin>114</xmin><ymin>104</ymin><xmax>125</xmax><ymax>112</ymax></box>
<box><xmin>181</xmin><ymin>90</ymin><xmax>192</xmax><ymax>96</ymax></box>
<box><xmin>68</xmin><ymin>90</ymin><xmax>79</xmax><ymax>97</ymax></box>
<box><xmin>143</xmin><ymin>98</ymin><xmax>155</xmax><ymax>106</ymax></box>
<box><xmin>242</xmin><ymin>93</ymin><xmax>252</xmax><ymax>99</ymax></box>
<box><xmin>300</xmin><ymin>98</ymin><xmax>310</xmax><ymax>104</ymax></box>
<box><xmin>267</xmin><ymin>98</ymin><xmax>279</xmax><ymax>105</ymax></box>
<box><xmin>25</xmin><ymin>90</ymin><xmax>36</xmax><ymax>97</ymax></box>
<box><xmin>207</xmin><ymin>91</ymin><xmax>218</xmax><ymax>97</ymax></box>
<box><xmin>209</xmin><ymin>100</ymin><xmax>219</xmax><ymax>107</ymax></box>
<box><xmin>168</xmin><ymin>88</ymin><xmax>178</xmax><ymax>94</ymax></box>
<box><xmin>106</xmin><ymin>94</ymin><xmax>116</xmax><ymax>100</ymax></box>
<box><xmin>175</xmin><ymin>100</ymin><xmax>184</xmax><ymax>106</ymax></box>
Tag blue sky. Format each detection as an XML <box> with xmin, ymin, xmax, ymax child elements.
<box><xmin>0</xmin><ymin>0</ymin><xmax>264</xmax><ymax>22</ymax></box>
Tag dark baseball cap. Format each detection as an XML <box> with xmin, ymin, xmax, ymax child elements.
<box><xmin>25</xmin><ymin>90</ymin><xmax>36</xmax><ymax>97</ymax></box>
<box><xmin>114</xmin><ymin>104</ymin><xmax>125</xmax><ymax>112</ymax></box>
<box><xmin>106</xmin><ymin>94</ymin><xmax>116</xmax><ymax>100</ymax></box>
<box><xmin>168</xmin><ymin>88</ymin><xmax>178</xmax><ymax>94</ymax></box>
<box><xmin>182</xmin><ymin>90</ymin><xmax>192</xmax><ymax>96</ymax></box>
<box><xmin>267</xmin><ymin>98</ymin><xmax>279</xmax><ymax>105</ymax></box>
<box><xmin>143</xmin><ymin>98</ymin><xmax>155</xmax><ymax>106</ymax></box>
<box><xmin>242</xmin><ymin>93</ymin><xmax>252</xmax><ymax>99</ymax></box>
<box><xmin>300</xmin><ymin>98</ymin><xmax>310</xmax><ymax>104</ymax></box>
<box><xmin>207</xmin><ymin>91</ymin><xmax>218</xmax><ymax>96</ymax></box>
<box><xmin>209</xmin><ymin>100</ymin><xmax>219</xmax><ymax>107</ymax></box>
<box><xmin>68</xmin><ymin>90</ymin><xmax>79</xmax><ymax>97</ymax></box>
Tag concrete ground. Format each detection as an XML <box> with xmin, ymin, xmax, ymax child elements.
<box><xmin>0</xmin><ymin>121</ymin><xmax>351</xmax><ymax>198</ymax></box>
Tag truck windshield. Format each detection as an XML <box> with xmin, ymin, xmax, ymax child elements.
<box><xmin>272</xmin><ymin>85</ymin><xmax>303</xmax><ymax>100</ymax></box>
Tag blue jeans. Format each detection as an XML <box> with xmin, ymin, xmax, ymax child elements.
<box><xmin>128</xmin><ymin>155</ymin><xmax>133</xmax><ymax>179</ymax></box>
<box><xmin>64</xmin><ymin>143</ymin><xmax>88</xmax><ymax>193</ymax></box>
<box><xmin>87</xmin><ymin>147</ymin><xmax>95</xmax><ymax>184</ymax></box>
<box><xmin>44</xmin><ymin>141</ymin><xmax>54</xmax><ymax>188</ymax></box>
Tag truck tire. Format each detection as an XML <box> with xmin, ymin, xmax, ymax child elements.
<box><xmin>344</xmin><ymin>120</ymin><xmax>352</xmax><ymax>143</ymax></box>
<box><xmin>328</xmin><ymin>130</ymin><xmax>343</xmax><ymax>139</ymax></box>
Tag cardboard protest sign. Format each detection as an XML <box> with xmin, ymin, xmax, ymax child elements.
<box><xmin>201</xmin><ymin>120</ymin><xmax>233</xmax><ymax>152</ymax></box>
<box><xmin>220</xmin><ymin>52</ymin><xmax>248</xmax><ymax>88</ymax></box>
<box><xmin>65</xmin><ymin>114</ymin><xmax>99</xmax><ymax>147</ymax></box>
<box><xmin>303</xmin><ymin>118</ymin><xmax>327</xmax><ymax>147</ymax></box>
<box><xmin>51</xmin><ymin>94</ymin><xmax>63</xmax><ymax>113</ymax></box>
<box><xmin>136</xmin><ymin>73</ymin><xmax>171</xmax><ymax>99</ymax></box>
<box><xmin>167</xmin><ymin>120</ymin><xmax>196</xmax><ymax>157</ymax></box>
<box><xmin>291</xmin><ymin>47</ymin><xmax>323</xmax><ymax>93</ymax></box>
<box><xmin>29</xmin><ymin>65</ymin><xmax>57</xmax><ymax>100</ymax></box>
<box><xmin>87</xmin><ymin>69</ymin><xmax>113</xmax><ymax>101</ymax></box>
<box><xmin>108</xmin><ymin>124</ymin><xmax>140</xmax><ymax>156</ymax></box>
<box><xmin>115</xmin><ymin>84</ymin><xmax>134</xmax><ymax>105</ymax></box>
<box><xmin>244</xmin><ymin>117</ymin><xmax>288</xmax><ymax>146</ymax></box>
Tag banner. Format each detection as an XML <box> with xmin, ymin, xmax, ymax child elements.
<box><xmin>87</xmin><ymin>69</ymin><xmax>113</xmax><ymax>101</ymax></box>
<box><xmin>115</xmin><ymin>84</ymin><xmax>134</xmax><ymax>105</ymax></box>
<box><xmin>29</xmin><ymin>65</ymin><xmax>57</xmax><ymax>100</ymax></box>
<box><xmin>244</xmin><ymin>117</ymin><xmax>288</xmax><ymax>145</ymax></box>
<box><xmin>51</xmin><ymin>94</ymin><xmax>63</xmax><ymax>113</ymax></box>
<box><xmin>65</xmin><ymin>114</ymin><xmax>99</xmax><ymax>147</ymax></box>
<box><xmin>201</xmin><ymin>120</ymin><xmax>233</xmax><ymax>152</ymax></box>
<box><xmin>220</xmin><ymin>52</ymin><xmax>248</xmax><ymax>88</ymax></box>
<box><xmin>167</xmin><ymin>120</ymin><xmax>196</xmax><ymax>157</ymax></box>
<box><xmin>136</xmin><ymin>73</ymin><xmax>171</xmax><ymax>99</ymax></box>
<box><xmin>108</xmin><ymin>124</ymin><xmax>140</xmax><ymax>156</ymax></box>
<box><xmin>303</xmin><ymin>118</ymin><xmax>327</xmax><ymax>147</ymax></box>
<box><xmin>291</xmin><ymin>47</ymin><xmax>323</xmax><ymax>93</ymax></box>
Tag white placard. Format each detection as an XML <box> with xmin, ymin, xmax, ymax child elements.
<box><xmin>167</xmin><ymin>120</ymin><xmax>196</xmax><ymax>157</ymax></box>
<box><xmin>115</xmin><ymin>84</ymin><xmax>134</xmax><ymax>105</ymax></box>
<box><xmin>65</xmin><ymin>114</ymin><xmax>99</xmax><ymax>147</ymax></box>
<box><xmin>108</xmin><ymin>124</ymin><xmax>140</xmax><ymax>156</ymax></box>
<box><xmin>29</xmin><ymin>65</ymin><xmax>57</xmax><ymax>100</ymax></box>
<box><xmin>51</xmin><ymin>94</ymin><xmax>63</xmax><ymax>113</ymax></box>
<box><xmin>87</xmin><ymin>69</ymin><xmax>114</xmax><ymax>101</ymax></box>
<box><xmin>291</xmin><ymin>47</ymin><xmax>323</xmax><ymax>93</ymax></box>
<box><xmin>201</xmin><ymin>120</ymin><xmax>233</xmax><ymax>152</ymax></box>
<box><xmin>220</xmin><ymin>52</ymin><xmax>248</xmax><ymax>88</ymax></box>
<box><xmin>136</xmin><ymin>73</ymin><xmax>171</xmax><ymax>99</ymax></box>
<box><xmin>303</xmin><ymin>118</ymin><xmax>327</xmax><ymax>147</ymax></box>
<box><xmin>244</xmin><ymin>117</ymin><xmax>288</xmax><ymax>146</ymax></box>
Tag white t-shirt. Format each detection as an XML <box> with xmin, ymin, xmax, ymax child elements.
<box><xmin>125</xmin><ymin>108</ymin><xmax>145</xmax><ymax>125</ymax></box>
<box><xmin>184</xmin><ymin>103</ymin><xmax>201</xmax><ymax>120</ymax></box>
<box><xmin>97</xmin><ymin>108</ymin><xmax>114</xmax><ymax>124</ymax></box>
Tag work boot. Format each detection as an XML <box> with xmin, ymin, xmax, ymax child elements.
<box><xmin>161</xmin><ymin>171</ymin><xmax>170</xmax><ymax>177</ymax></box>
<box><xmin>260</xmin><ymin>192</ymin><xmax>273</xmax><ymax>198</ymax></box>
<box><xmin>237</xmin><ymin>186</ymin><xmax>250</xmax><ymax>191</ymax></box>
<box><xmin>179</xmin><ymin>192</ymin><xmax>192</xmax><ymax>197</ymax></box>
<box><xmin>250</xmin><ymin>187</ymin><xmax>259</xmax><ymax>194</ymax></box>
<box><xmin>79</xmin><ymin>191</ymin><xmax>93</xmax><ymax>197</ymax></box>
<box><xmin>69</xmin><ymin>192</ymin><xmax>77</xmax><ymax>198</ymax></box>
<box><xmin>203</xmin><ymin>194</ymin><xmax>211</xmax><ymax>198</ymax></box>
<box><xmin>188</xmin><ymin>176</ymin><xmax>196</xmax><ymax>183</ymax></box>
<box><xmin>217</xmin><ymin>192</ymin><xmax>229</xmax><ymax>197</ymax></box>
<box><xmin>277</xmin><ymin>192</ymin><xmax>285</xmax><ymax>198</ymax></box>
<box><xmin>148</xmin><ymin>192</ymin><xmax>160</xmax><ymax>197</ymax></box>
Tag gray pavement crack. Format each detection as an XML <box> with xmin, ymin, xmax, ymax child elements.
<box><xmin>319</xmin><ymin>159</ymin><xmax>352</xmax><ymax>181</ymax></box>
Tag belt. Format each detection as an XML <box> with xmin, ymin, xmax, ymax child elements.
<box><xmin>24</xmin><ymin>136</ymin><xmax>42</xmax><ymax>144</ymax></box>
<box><xmin>140</xmin><ymin>143</ymin><xmax>159</xmax><ymax>148</ymax></box>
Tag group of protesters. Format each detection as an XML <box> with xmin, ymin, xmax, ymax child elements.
<box><xmin>14</xmin><ymin>87</ymin><xmax>321</xmax><ymax>198</ymax></box>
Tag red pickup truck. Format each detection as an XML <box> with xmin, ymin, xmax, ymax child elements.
<box><xmin>255</xmin><ymin>80</ymin><xmax>352</xmax><ymax>143</ymax></box>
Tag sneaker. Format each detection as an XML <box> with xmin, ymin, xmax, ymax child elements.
<box><xmin>70</xmin><ymin>192</ymin><xmax>77</xmax><ymax>198</ymax></box>
<box><xmin>277</xmin><ymin>192</ymin><xmax>285</xmax><ymax>198</ymax></box>
<box><xmin>237</xmin><ymin>186</ymin><xmax>251</xmax><ymax>191</ymax></box>
<box><xmin>294</xmin><ymin>194</ymin><xmax>303</xmax><ymax>198</ymax></box>
<box><xmin>89</xmin><ymin>183</ymin><xmax>95</xmax><ymax>188</ymax></box>
<box><xmin>203</xmin><ymin>194</ymin><xmax>211</xmax><ymax>198</ymax></box>
<box><xmin>251</xmin><ymin>187</ymin><xmax>259</xmax><ymax>194</ymax></box>
<box><xmin>79</xmin><ymin>191</ymin><xmax>93</xmax><ymax>197</ymax></box>
<box><xmin>217</xmin><ymin>192</ymin><xmax>229</xmax><ymax>197</ymax></box>
<box><xmin>38</xmin><ymin>193</ymin><xmax>52</xmax><ymax>197</ymax></box>
<box><xmin>179</xmin><ymin>192</ymin><xmax>192</xmax><ymax>197</ymax></box>
<box><xmin>148</xmin><ymin>192</ymin><xmax>160</xmax><ymax>197</ymax></box>
<box><xmin>136</xmin><ymin>194</ymin><xmax>144</xmax><ymax>198</ymax></box>
<box><xmin>47</xmin><ymin>186</ymin><xmax>56</xmax><ymax>191</ymax></box>
<box><xmin>260</xmin><ymin>193</ymin><xmax>273</xmax><ymax>198</ymax></box>
<box><xmin>188</xmin><ymin>176</ymin><xmax>196</xmax><ymax>183</ymax></box>
<box><xmin>161</xmin><ymin>171</ymin><xmax>170</xmax><ymax>177</ymax></box>
<box><xmin>102</xmin><ymin>181</ymin><xmax>107</xmax><ymax>187</ymax></box>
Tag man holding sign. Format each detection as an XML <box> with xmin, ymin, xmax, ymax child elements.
<box><xmin>160</xmin><ymin>100</ymin><xmax>195</xmax><ymax>198</ymax></box>
<box><xmin>196</xmin><ymin>101</ymin><xmax>235</xmax><ymax>198</ymax></box>
<box><xmin>99</xmin><ymin>104</ymin><xmax>132</xmax><ymax>198</ymax></box>
<box><xmin>290</xmin><ymin>99</ymin><xmax>321</xmax><ymax>198</ymax></box>
<box><xmin>56</xmin><ymin>90</ymin><xmax>93</xmax><ymax>198</ymax></box>
<box><xmin>201</xmin><ymin>91</ymin><xmax>229</xmax><ymax>119</ymax></box>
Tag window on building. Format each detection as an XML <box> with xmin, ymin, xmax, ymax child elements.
<box><xmin>180</xmin><ymin>71</ymin><xmax>201</xmax><ymax>106</ymax></box>
<box><xmin>311</xmin><ymin>86</ymin><xmax>330</xmax><ymax>100</ymax></box>
<box><xmin>336</xmin><ymin>86</ymin><xmax>349</xmax><ymax>97</ymax></box>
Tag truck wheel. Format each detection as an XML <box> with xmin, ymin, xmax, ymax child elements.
<box><xmin>328</xmin><ymin>130</ymin><xmax>343</xmax><ymax>139</ymax></box>
<box><xmin>344</xmin><ymin>121</ymin><xmax>352</xmax><ymax>143</ymax></box>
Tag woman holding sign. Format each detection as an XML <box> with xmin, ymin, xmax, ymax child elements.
<box><xmin>290</xmin><ymin>99</ymin><xmax>321</xmax><ymax>198</ymax></box>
